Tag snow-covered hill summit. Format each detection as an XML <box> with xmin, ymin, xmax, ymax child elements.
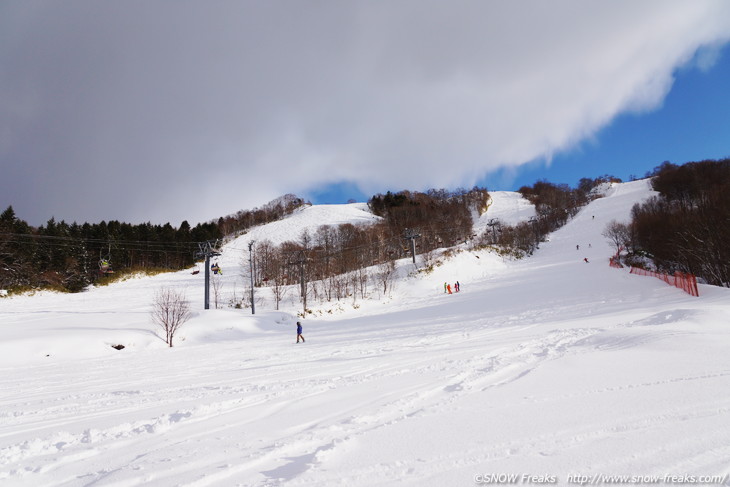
<box><xmin>216</xmin><ymin>202</ymin><xmax>382</xmax><ymax>269</ymax></box>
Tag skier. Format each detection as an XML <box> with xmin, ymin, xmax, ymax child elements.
<box><xmin>584</xmin><ymin>257</ymin><xmax>589</xmax><ymax>263</ymax></box>
<box><xmin>447</xmin><ymin>284</ymin><xmax>452</xmax><ymax>294</ymax></box>
<box><xmin>444</xmin><ymin>282</ymin><xmax>448</xmax><ymax>293</ymax></box>
<box><xmin>455</xmin><ymin>281</ymin><xmax>460</xmax><ymax>292</ymax></box>
<box><xmin>296</xmin><ymin>321</ymin><xmax>305</xmax><ymax>343</ymax></box>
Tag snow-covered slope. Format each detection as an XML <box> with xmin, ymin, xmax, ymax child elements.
<box><xmin>1</xmin><ymin>181</ymin><xmax>729</xmax><ymax>486</ymax></box>
<box><xmin>232</xmin><ymin>202</ymin><xmax>380</xmax><ymax>247</ymax></box>
<box><xmin>474</xmin><ymin>190</ymin><xmax>537</xmax><ymax>232</ymax></box>
<box><xmin>216</xmin><ymin>202</ymin><xmax>381</xmax><ymax>268</ymax></box>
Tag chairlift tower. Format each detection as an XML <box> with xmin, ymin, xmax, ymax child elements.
<box><xmin>487</xmin><ymin>218</ymin><xmax>501</xmax><ymax>241</ymax></box>
<box><xmin>248</xmin><ymin>241</ymin><xmax>255</xmax><ymax>315</ymax></box>
<box><xmin>404</xmin><ymin>228</ymin><xmax>421</xmax><ymax>265</ymax></box>
<box><xmin>528</xmin><ymin>217</ymin><xmax>539</xmax><ymax>249</ymax></box>
<box><xmin>195</xmin><ymin>240</ymin><xmax>221</xmax><ymax>310</ymax></box>
<box><xmin>287</xmin><ymin>250</ymin><xmax>308</xmax><ymax>316</ymax></box>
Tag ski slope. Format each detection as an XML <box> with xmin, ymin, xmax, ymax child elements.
<box><xmin>473</xmin><ymin>190</ymin><xmax>537</xmax><ymax>235</ymax></box>
<box><xmin>1</xmin><ymin>180</ymin><xmax>729</xmax><ymax>486</ymax></box>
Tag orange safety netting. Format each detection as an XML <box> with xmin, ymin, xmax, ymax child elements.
<box><xmin>609</xmin><ymin>256</ymin><xmax>623</xmax><ymax>269</ymax></box>
<box><xmin>629</xmin><ymin>267</ymin><xmax>699</xmax><ymax>297</ymax></box>
<box><xmin>608</xmin><ymin>247</ymin><xmax>624</xmax><ymax>269</ymax></box>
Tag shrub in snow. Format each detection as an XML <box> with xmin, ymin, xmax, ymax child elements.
<box><xmin>151</xmin><ymin>288</ymin><xmax>192</xmax><ymax>347</ymax></box>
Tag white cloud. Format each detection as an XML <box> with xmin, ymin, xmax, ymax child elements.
<box><xmin>1</xmin><ymin>0</ymin><xmax>729</xmax><ymax>225</ymax></box>
<box><xmin>693</xmin><ymin>42</ymin><xmax>726</xmax><ymax>72</ymax></box>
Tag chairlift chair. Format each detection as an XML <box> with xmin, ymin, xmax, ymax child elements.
<box><xmin>99</xmin><ymin>244</ymin><xmax>114</xmax><ymax>275</ymax></box>
<box><xmin>99</xmin><ymin>258</ymin><xmax>113</xmax><ymax>274</ymax></box>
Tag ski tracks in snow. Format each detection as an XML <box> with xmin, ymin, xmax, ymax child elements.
<box><xmin>2</xmin><ymin>316</ymin><xmax>729</xmax><ymax>486</ymax></box>
<box><xmin>0</xmin><ymin>321</ymin><xmax>600</xmax><ymax>486</ymax></box>
<box><xmin>236</xmin><ymin>325</ymin><xmax>610</xmax><ymax>485</ymax></box>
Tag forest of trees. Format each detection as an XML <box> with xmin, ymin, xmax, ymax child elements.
<box><xmin>0</xmin><ymin>208</ymin><xmax>219</xmax><ymax>292</ymax></box>
<box><xmin>628</xmin><ymin>159</ymin><xmax>730</xmax><ymax>287</ymax></box>
<box><xmin>0</xmin><ymin>194</ymin><xmax>306</xmax><ymax>293</ymax></box>
<box><xmin>243</xmin><ymin>188</ymin><xmax>491</xmax><ymax>309</ymax></box>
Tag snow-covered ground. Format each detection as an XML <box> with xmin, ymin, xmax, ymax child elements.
<box><xmin>1</xmin><ymin>180</ymin><xmax>729</xmax><ymax>486</ymax></box>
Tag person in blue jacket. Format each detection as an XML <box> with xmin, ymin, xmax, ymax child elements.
<box><xmin>296</xmin><ymin>321</ymin><xmax>305</xmax><ymax>343</ymax></box>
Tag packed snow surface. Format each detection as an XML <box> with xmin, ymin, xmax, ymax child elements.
<box><xmin>1</xmin><ymin>180</ymin><xmax>729</xmax><ymax>486</ymax></box>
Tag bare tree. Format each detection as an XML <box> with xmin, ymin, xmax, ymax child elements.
<box><xmin>269</xmin><ymin>256</ymin><xmax>289</xmax><ymax>310</ymax></box>
<box><xmin>420</xmin><ymin>248</ymin><xmax>437</xmax><ymax>269</ymax></box>
<box><xmin>375</xmin><ymin>260</ymin><xmax>397</xmax><ymax>297</ymax></box>
<box><xmin>349</xmin><ymin>270</ymin><xmax>360</xmax><ymax>304</ymax></box>
<box><xmin>356</xmin><ymin>265</ymin><xmax>369</xmax><ymax>300</ymax></box>
<box><xmin>602</xmin><ymin>220</ymin><xmax>631</xmax><ymax>255</ymax></box>
<box><xmin>151</xmin><ymin>287</ymin><xmax>192</xmax><ymax>347</ymax></box>
<box><xmin>211</xmin><ymin>274</ymin><xmax>223</xmax><ymax>309</ymax></box>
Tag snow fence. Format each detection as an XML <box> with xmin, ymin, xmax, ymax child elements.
<box><xmin>629</xmin><ymin>267</ymin><xmax>699</xmax><ymax>297</ymax></box>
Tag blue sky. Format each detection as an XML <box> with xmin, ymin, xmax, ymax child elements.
<box><xmin>310</xmin><ymin>44</ymin><xmax>730</xmax><ymax>204</ymax></box>
<box><xmin>500</xmin><ymin>43</ymin><xmax>730</xmax><ymax>191</ymax></box>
